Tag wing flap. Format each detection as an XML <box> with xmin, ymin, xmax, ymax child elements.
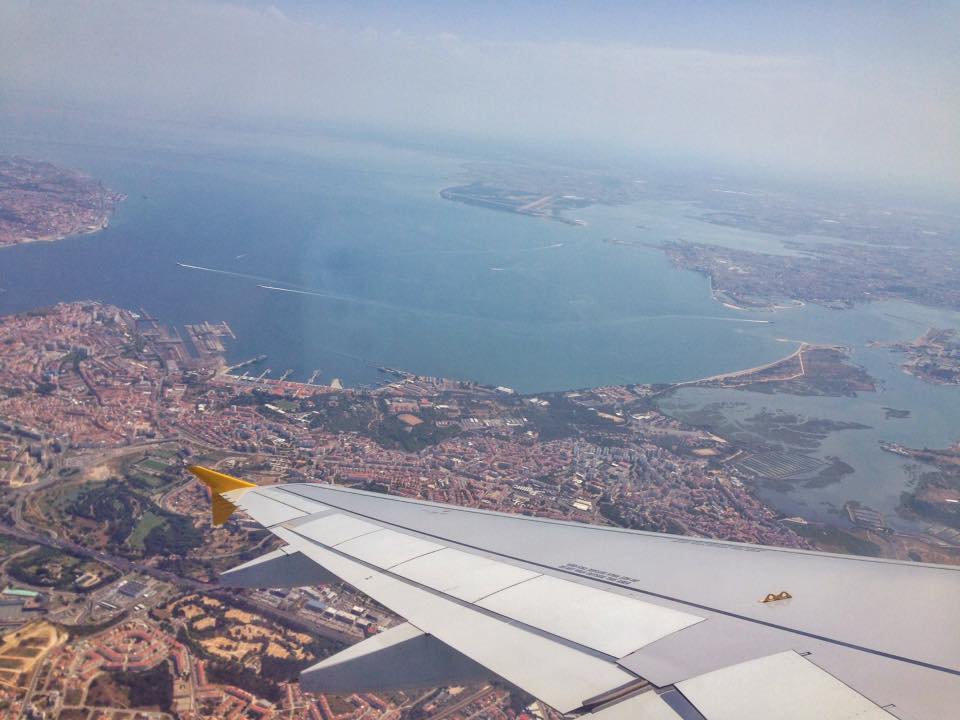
<box><xmin>390</xmin><ymin>547</ymin><xmax>541</xmax><ymax>602</ymax></box>
<box><xmin>476</xmin><ymin>574</ymin><xmax>703</xmax><ymax>659</ymax></box>
<box><xmin>333</xmin><ymin>529</ymin><xmax>444</xmax><ymax>568</ymax></box>
<box><xmin>676</xmin><ymin>651</ymin><xmax>892</xmax><ymax>720</ymax></box>
<box><xmin>273</xmin><ymin>527</ymin><xmax>638</xmax><ymax>714</ymax></box>
<box><xmin>586</xmin><ymin>691</ymin><xmax>684</xmax><ymax>720</ymax></box>
<box><xmin>300</xmin><ymin>622</ymin><xmax>492</xmax><ymax>693</ymax></box>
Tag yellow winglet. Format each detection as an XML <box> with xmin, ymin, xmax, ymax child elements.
<box><xmin>188</xmin><ymin>465</ymin><xmax>257</xmax><ymax>526</ymax></box>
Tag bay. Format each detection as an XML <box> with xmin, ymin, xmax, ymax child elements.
<box><xmin>0</xmin><ymin>133</ymin><xmax>794</xmax><ymax>392</ymax></box>
<box><xmin>2</xmin><ymin>131</ymin><xmax>960</xmax><ymax>522</ymax></box>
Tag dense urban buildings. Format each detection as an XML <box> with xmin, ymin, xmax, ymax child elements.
<box><xmin>0</xmin><ymin>158</ymin><xmax>123</xmax><ymax>247</ymax></box>
<box><xmin>1</xmin><ymin>296</ymin><xmax>957</xmax><ymax>717</ymax></box>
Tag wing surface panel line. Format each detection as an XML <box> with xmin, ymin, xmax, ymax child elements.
<box><xmin>274</xmin><ymin>483</ymin><xmax>960</xmax><ymax>677</ymax></box>
<box><xmin>384</xmin><ymin>545</ymin><xmax>445</xmax><ymax>570</ymax></box>
<box><xmin>239</xmin><ymin>489</ymin><xmax>333</xmax><ymax>517</ymax></box>
<box><xmin>470</xmin><ymin>575</ymin><xmax>543</xmax><ymax>604</ymax></box>
<box><xmin>227</xmin><ymin>491</ymin><xmax>308</xmax><ymax>527</ymax></box>
<box><xmin>282</xmin><ymin>524</ymin><xmax>628</xmax><ymax>663</ymax></box>
<box><xmin>271</xmin><ymin>525</ymin><xmax>638</xmax><ymax>713</ymax></box>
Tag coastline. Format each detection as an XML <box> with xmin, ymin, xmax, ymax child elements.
<box><xmin>2</xmin><ymin>298</ymin><xmax>957</xmax><ymax>564</ymax></box>
<box><xmin>1</xmin><ymin>211</ymin><xmax>119</xmax><ymax>248</ymax></box>
<box><xmin>0</xmin><ymin>156</ymin><xmax>125</xmax><ymax>249</ymax></box>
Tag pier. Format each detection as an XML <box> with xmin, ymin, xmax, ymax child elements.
<box><xmin>225</xmin><ymin>355</ymin><xmax>267</xmax><ymax>373</ymax></box>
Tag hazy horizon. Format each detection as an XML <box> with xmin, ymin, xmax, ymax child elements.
<box><xmin>2</xmin><ymin>0</ymin><xmax>959</xmax><ymax>196</ymax></box>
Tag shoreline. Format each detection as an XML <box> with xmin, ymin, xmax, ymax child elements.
<box><xmin>0</xmin><ymin>213</ymin><xmax>117</xmax><ymax>248</ymax></box>
<box><xmin>2</xmin><ymin>298</ymin><xmax>955</xmax><ymax>563</ymax></box>
<box><xmin>0</xmin><ymin>155</ymin><xmax>125</xmax><ymax>249</ymax></box>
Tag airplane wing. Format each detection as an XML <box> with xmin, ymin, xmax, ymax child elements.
<box><xmin>189</xmin><ymin>466</ymin><xmax>960</xmax><ymax>720</ymax></box>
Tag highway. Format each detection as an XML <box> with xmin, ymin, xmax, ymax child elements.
<box><xmin>0</xmin><ymin>513</ymin><xmax>356</xmax><ymax>646</ymax></box>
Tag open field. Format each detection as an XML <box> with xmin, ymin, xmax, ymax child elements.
<box><xmin>0</xmin><ymin>621</ymin><xmax>67</xmax><ymax>688</ymax></box>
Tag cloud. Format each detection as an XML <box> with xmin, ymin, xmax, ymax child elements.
<box><xmin>1</xmin><ymin>0</ymin><xmax>957</xmax><ymax>190</ymax></box>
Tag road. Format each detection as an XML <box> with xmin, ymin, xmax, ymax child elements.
<box><xmin>0</xmin><ymin>519</ymin><xmax>355</xmax><ymax>646</ymax></box>
<box><xmin>428</xmin><ymin>685</ymin><xmax>495</xmax><ymax>720</ymax></box>
<box><xmin>665</xmin><ymin>341</ymin><xmax>843</xmax><ymax>392</ymax></box>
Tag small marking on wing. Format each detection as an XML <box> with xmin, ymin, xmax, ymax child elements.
<box><xmin>558</xmin><ymin>562</ymin><xmax>638</xmax><ymax>586</ymax></box>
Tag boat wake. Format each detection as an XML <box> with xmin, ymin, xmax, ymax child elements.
<box><xmin>177</xmin><ymin>262</ymin><xmax>305</xmax><ymax>289</ymax></box>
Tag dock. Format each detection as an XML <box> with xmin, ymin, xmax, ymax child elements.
<box><xmin>225</xmin><ymin>355</ymin><xmax>267</xmax><ymax>373</ymax></box>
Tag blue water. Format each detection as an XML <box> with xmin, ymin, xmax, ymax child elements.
<box><xmin>660</xmin><ymin>330</ymin><xmax>960</xmax><ymax>527</ymax></box>
<box><xmin>2</xmin><ymin>131</ymin><xmax>960</xmax><ymax>520</ymax></box>
<box><xmin>0</xmin><ymin>133</ymin><xmax>799</xmax><ymax>392</ymax></box>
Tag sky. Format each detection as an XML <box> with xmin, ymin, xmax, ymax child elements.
<box><xmin>1</xmin><ymin>0</ymin><xmax>958</xmax><ymax>192</ymax></box>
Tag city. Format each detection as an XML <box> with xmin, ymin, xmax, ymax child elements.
<box><xmin>1</xmin><ymin>298</ymin><xmax>957</xmax><ymax>717</ymax></box>
<box><xmin>0</xmin><ymin>158</ymin><xmax>123</xmax><ymax>248</ymax></box>
<box><xmin>0</xmin><ymin>2</ymin><xmax>958</xmax><ymax>714</ymax></box>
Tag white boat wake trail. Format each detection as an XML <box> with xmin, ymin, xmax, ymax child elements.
<box><xmin>176</xmin><ymin>262</ymin><xmax>306</xmax><ymax>290</ymax></box>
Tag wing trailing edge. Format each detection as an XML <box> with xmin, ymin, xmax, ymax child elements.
<box><xmin>219</xmin><ymin>547</ymin><xmax>339</xmax><ymax>588</ymax></box>
<box><xmin>300</xmin><ymin>622</ymin><xmax>493</xmax><ymax>693</ymax></box>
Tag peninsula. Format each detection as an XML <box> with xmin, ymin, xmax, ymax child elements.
<box><xmin>655</xmin><ymin>230</ymin><xmax>960</xmax><ymax>312</ymax></box>
<box><xmin>0</xmin><ymin>156</ymin><xmax>124</xmax><ymax>247</ymax></box>
<box><xmin>891</xmin><ymin>328</ymin><xmax>960</xmax><ymax>384</ymax></box>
